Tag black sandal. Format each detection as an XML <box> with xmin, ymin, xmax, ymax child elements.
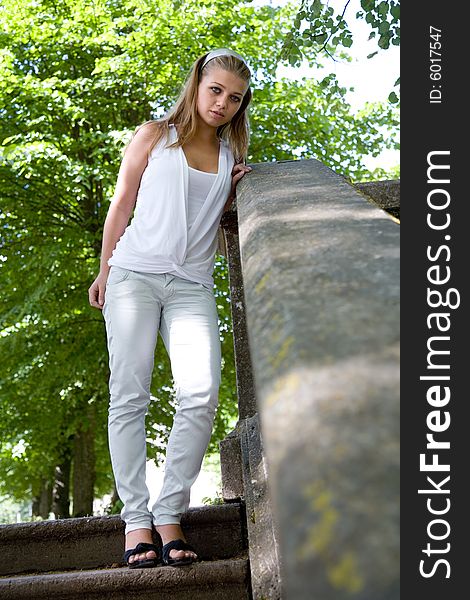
<box><xmin>123</xmin><ymin>542</ymin><xmax>161</xmax><ymax>568</ymax></box>
<box><xmin>161</xmin><ymin>538</ymin><xmax>198</xmax><ymax>566</ymax></box>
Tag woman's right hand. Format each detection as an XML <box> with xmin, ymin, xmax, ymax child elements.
<box><xmin>88</xmin><ymin>271</ymin><xmax>109</xmax><ymax>310</ymax></box>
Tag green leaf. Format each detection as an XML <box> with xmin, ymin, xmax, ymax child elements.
<box><xmin>311</xmin><ymin>0</ymin><xmax>322</xmax><ymax>18</ymax></box>
<box><xmin>361</xmin><ymin>0</ymin><xmax>376</xmax><ymax>11</ymax></box>
<box><xmin>388</xmin><ymin>91</ymin><xmax>399</xmax><ymax>104</ymax></box>
<box><xmin>378</xmin><ymin>34</ymin><xmax>390</xmax><ymax>49</ymax></box>
<box><xmin>378</xmin><ymin>20</ymin><xmax>390</xmax><ymax>34</ymax></box>
<box><xmin>390</xmin><ymin>5</ymin><xmax>400</xmax><ymax>19</ymax></box>
<box><xmin>378</xmin><ymin>1</ymin><xmax>389</xmax><ymax>17</ymax></box>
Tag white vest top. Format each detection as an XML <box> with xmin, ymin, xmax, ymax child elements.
<box><xmin>108</xmin><ymin>123</ymin><xmax>235</xmax><ymax>288</ymax></box>
<box><xmin>187</xmin><ymin>166</ymin><xmax>217</xmax><ymax>228</ymax></box>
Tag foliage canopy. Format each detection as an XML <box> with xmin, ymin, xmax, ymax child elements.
<box><xmin>0</xmin><ymin>0</ymin><xmax>399</xmax><ymax>517</ymax></box>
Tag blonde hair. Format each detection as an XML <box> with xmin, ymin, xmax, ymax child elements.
<box><xmin>133</xmin><ymin>51</ymin><xmax>252</xmax><ymax>164</ymax></box>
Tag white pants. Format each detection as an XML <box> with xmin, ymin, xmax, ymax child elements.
<box><xmin>102</xmin><ymin>266</ymin><xmax>221</xmax><ymax>535</ymax></box>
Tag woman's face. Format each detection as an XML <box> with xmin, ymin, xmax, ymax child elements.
<box><xmin>197</xmin><ymin>66</ymin><xmax>248</xmax><ymax>130</ymax></box>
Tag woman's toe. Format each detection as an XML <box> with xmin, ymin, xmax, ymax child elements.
<box><xmin>170</xmin><ymin>549</ymin><xmax>196</xmax><ymax>560</ymax></box>
<box><xmin>129</xmin><ymin>550</ymin><xmax>157</xmax><ymax>563</ymax></box>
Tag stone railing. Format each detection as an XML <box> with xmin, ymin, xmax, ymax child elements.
<box><xmin>218</xmin><ymin>160</ymin><xmax>400</xmax><ymax>600</ymax></box>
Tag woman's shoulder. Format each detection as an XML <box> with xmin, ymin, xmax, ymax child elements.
<box><xmin>139</xmin><ymin>122</ymin><xmax>174</xmax><ymax>158</ymax></box>
<box><xmin>136</xmin><ymin>120</ymin><xmax>163</xmax><ymax>135</ymax></box>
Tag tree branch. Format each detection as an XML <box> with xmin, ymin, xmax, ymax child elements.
<box><xmin>320</xmin><ymin>0</ymin><xmax>352</xmax><ymax>56</ymax></box>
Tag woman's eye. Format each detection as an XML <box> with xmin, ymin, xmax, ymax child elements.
<box><xmin>211</xmin><ymin>87</ymin><xmax>240</xmax><ymax>102</ymax></box>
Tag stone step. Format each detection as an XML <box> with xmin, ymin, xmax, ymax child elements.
<box><xmin>0</xmin><ymin>557</ymin><xmax>251</xmax><ymax>599</ymax></box>
<box><xmin>0</xmin><ymin>502</ymin><xmax>247</xmax><ymax>577</ymax></box>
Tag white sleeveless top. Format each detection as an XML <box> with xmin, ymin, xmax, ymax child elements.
<box><xmin>108</xmin><ymin>123</ymin><xmax>235</xmax><ymax>288</ymax></box>
<box><xmin>187</xmin><ymin>166</ymin><xmax>217</xmax><ymax>229</ymax></box>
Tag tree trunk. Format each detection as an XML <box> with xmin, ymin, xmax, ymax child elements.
<box><xmin>31</xmin><ymin>495</ymin><xmax>40</xmax><ymax>518</ymax></box>
<box><xmin>106</xmin><ymin>483</ymin><xmax>122</xmax><ymax>515</ymax></box>
<box><xmin>72</xmin><ymin>402</ymin><xmax>96</xmax><ymax>517</ymax></box>
<box><xmin>38</xmin><ymin>479</ymin><xmax>52</xmax><ymax>519</ymax></box>
<box><xmin>52</xmin><ymin>439</ymin><xmax>73</xmax><ymax>519</ymax></box>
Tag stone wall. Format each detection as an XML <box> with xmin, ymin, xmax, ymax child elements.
<box><xmin>230</xmin><ymin>159</ymin><xmax>400</xmax><ymax>599</ymax></box>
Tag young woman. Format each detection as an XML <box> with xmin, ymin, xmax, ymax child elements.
<box><xmin>88</xmin><ymin>48</ymin><xmax>252</xmax><ymax>569</ymax></box>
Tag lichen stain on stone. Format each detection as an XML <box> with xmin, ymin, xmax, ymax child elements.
<box><xmin>269</xmin><ymin>315</ymin><xmax>282</xmax><ymax>345</ymax></box>
<box><xmin>327</xmin><ymin>552</ymin><xmax>364</xmax><ymax>593</ymax></box>
<box><xmin>254</xmin><ymin>270</ymin><xmax>271</xmax><ymax>294</ymax></box>
<box><xmin>297</xmin><ymin>482</ymin><xmax>337</xmax><ymax>560</ymax></box>
<box><xmin>265</xmin><ymin>370</ymin><xmax>301</xmax><ymax>407</ymax></box>
<box><xmin>333</xmin><ymin>443</ymin><xmax>347</xmax><ymax>460</ymax></box>
<box><xmin>270</xmin><ymin>335</ymin><xmax>294</xmax><ymax>370</ymax></box>
<box><xmin>298</xmin><ymin>481</ymin><xmax>365</xmax><ymax>594</ymax></box>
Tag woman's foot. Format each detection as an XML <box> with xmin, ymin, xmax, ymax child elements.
<box><xmin>154</xmin><ymin>523</ymin><xmax>198</xmax><ymax>562</ymax></box>
<box><xmin>125</xmin><ymin>528</ymin><xmax>158</xmax><ymax>565</ymax></box>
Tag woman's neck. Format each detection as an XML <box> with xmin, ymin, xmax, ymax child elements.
<box><xmin>175</xmin><ymin>123</ymin><xmax>219</xmax><ymax>145</ymax></box>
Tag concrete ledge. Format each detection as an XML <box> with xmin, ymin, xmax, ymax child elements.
<box><xmin>240</xmin><ymin>414</ymin><xmax>282</xmax><ymax>600</ymax></box>
<box><xmin>0</xmin><ymin>504</ymin><xmax>245</xmax><ymax>576</ymax></box>
<box><xmin>354</xmin><ymin>179</ymin><xmax>400</xmax><ymax>220</ymax></box>
<box><xmin>237</xmin><ymin>158</ymin><xmax>399</xmax><ymax>599</ymax></box>
<box><xmin>0</xmin><ymin>558</ymin><xmax>250</xmax><ymax>600</ymax></box>
<box><xmin>219</xmin><ymin>428</ymin><xmax>244</xmax><ymax>501</ymax></box>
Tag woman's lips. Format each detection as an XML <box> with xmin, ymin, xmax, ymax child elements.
<box><xmin>210</xmin><ymin>110</ymin><xmax>224</xmax><ymax>119</ymax></box>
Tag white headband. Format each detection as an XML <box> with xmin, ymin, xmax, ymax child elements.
<box><xmin>201</xmin><ymin>48</ymin><xmax>249</xmax><ymax>72</ymax></box>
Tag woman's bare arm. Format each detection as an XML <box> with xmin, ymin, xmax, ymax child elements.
<box><xmin>88</xmin><ymin>124</ymin><xmax>157</xmax><ymax>309</ymax></box>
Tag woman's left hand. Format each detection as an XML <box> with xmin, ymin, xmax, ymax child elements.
<box><xmin>225</xmin><ymin>163</ymin><xmax>252</xmax><ymax>211</ymax></box>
